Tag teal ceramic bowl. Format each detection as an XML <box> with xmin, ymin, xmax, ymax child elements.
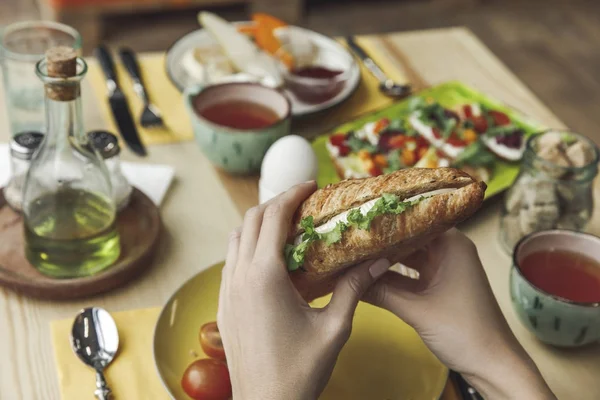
<box><xmin>184</xmin><ymin>82</ymin><xmax>291</xmax><ymax>174</ymax></box>
<box><xmin>510</xmin><ymin>230</ymin><xmax>600</xmax><ymax>347</ymax></box>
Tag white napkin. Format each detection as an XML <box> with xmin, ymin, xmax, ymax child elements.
<box><xmin>0</xmin><ymin>144</ymin><xmax>174</xmax><ymax>206</ymax></box>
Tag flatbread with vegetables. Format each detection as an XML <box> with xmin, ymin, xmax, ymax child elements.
<box><xmin>324</xmin><ymin>97</ymin><xmax>517</xmax><ymax>183</ymax></box>
<box><xmin>286</xmin><ymin>168</ymin><xmax>486</xmax><ymax>301</ymax></box>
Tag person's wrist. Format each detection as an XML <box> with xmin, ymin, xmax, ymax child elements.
<box><xmin>462</xmin><ymin>347</ymin><xmax>555</xmax><ymax>399</ymax></box>
<box><xmin>233</xmin><ymin>378</ymin><xmax>316</xmax><ymax>400</ymax></box>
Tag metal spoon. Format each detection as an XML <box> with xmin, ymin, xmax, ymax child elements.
<box><xmin>71</xmin><ymin>307</ymin><xmax>119</xmax><ymax>400</ymax></box>
<box><xmin>345</xmin><ymin>36</ymin><xmax>412</xmax><ymax>98</ymax></box>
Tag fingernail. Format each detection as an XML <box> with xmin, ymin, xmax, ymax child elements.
<box><xmin>369</xmin><ymin>258</ymin><xmax>391</xmax><ymax>278</ymax></box>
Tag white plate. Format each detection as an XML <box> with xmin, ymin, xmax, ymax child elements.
<box><xmin>165</xmin><ymin>24</ymin><xmax>361</xmax><ymax>117</ymax></box>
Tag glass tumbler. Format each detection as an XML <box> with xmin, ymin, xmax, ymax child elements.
<box><xmin>499</xmin><ymin>131</ymin><xmax>599</xmax><ymax>253</ymax></box>
<box><xmin>0</xmin><ymin>21</ymin><xmax>81</xmax><ymax>136</ymax></box>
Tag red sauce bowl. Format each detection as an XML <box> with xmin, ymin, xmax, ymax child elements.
<box><xmin>277</xmin><ymin>46</ymin><xmax>353</xmax><ymax>104</ymax></box>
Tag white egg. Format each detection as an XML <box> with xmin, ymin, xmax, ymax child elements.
<box><xmin>259</xmin><ymin>135</ymin><xmax>318</xmax><ymax>203</ymax></box>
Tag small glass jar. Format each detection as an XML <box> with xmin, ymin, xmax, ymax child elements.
<box><xmin>88</xmin><ymin>130</ymin><xmax>132</xmax><ymax>211</ymax></box>
<box><xmin>499</xmin><ymin>130</ymin><xmax>599</xmax><ymax>252</ymax></box>
<box><xmin>3</xmin><ymin>131</ymin><xmax>44</xmax><ymax>211</ymax></box>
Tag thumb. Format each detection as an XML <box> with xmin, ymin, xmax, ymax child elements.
<box><xmin>361</xmin><ymin>270</ymin><xmax>424</xmax><ymax>326</ymax></box>
<box><xmin>326</xmin><ymin>258</ymin><xmax>391</xmax><ymax>320</ymax></box>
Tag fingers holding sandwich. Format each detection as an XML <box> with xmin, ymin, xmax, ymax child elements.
<box><xmin>236</xmin><ymin>181</ymin><xmax>317</xmax><ymax>281</ymax></box>
<box><xmin>255</xmin><ymin>181</ymin><xmax>317</xmax><ymax>266</ymax></box>
<box><xmin>327</xmin><ymin>258</ymin><xmax>391</xmax><ymax>323</ymax></box>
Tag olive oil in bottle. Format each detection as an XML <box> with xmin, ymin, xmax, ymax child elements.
<box><xmin>24</xmin><ymin>189</ymin><xmax>120</xmax><ymax>277</ymax></box>
<box><xmin>22</xmin><ymin>47</ymin><xmax>120</xmax><ymax>278</ymax></box>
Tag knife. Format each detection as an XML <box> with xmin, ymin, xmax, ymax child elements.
<box><xmin>94</xmin><ymin>45</ymin><xmax>147</xmax><ymax>156</ymax></box>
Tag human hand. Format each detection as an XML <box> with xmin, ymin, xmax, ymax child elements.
<box><xmin>217</xmin><ymin>181</ymin><xmax>391</xmax><ymax>400</ymax></box>
<box><xmin>363</xmin><ymin>229</ymin><xmax>556</xmax><ymax>399</ymax></box>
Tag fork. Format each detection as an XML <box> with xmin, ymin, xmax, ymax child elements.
<box><xmin>118</xmin><ymin>47</ymin><xmax>165</xmax><ymax>129</ymax></box>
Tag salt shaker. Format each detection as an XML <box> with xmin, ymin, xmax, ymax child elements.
<box><xmin>3</xmin><ymin>131</ymin><xmax>44</xmax><ymax>212</ymax></box>
<box><xmin>88</xmin><ymin>130</ymin><xmax>133</xmax><ymax>211</ymax></box>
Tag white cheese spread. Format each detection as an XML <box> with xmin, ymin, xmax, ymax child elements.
<box><xmin>294</xmin><ymin>188</ymin><xmax>457</xmax><ymax>244</ymax></box>
<box><xmin>409</xmin><ymin>115</ymin><xmax>464</xmax><ymax>159</ymax></box>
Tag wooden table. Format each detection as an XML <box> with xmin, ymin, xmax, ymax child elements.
<box><xmin>1</xmin><ymin>27</ymin><xmax>598</xmax><ymax>399</ymax></box>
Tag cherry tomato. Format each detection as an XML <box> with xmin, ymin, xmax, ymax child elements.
<box><xmin>329</xmin><ymin>134</ymin><xmax>346</xmax><ymax>146</ymax></box>
<box><xmin>388</xmin><ymin>135</ymin><xmax>407</xmax><ymax>149</ymax></box>
<box><xmin>471</xmin><ymin>116</ymin><xmax>488</xmax><ymax>133</ymax></box>
<box><xmin>415</xmin><ymin>135</ymin><xmax>429</xmax><ymax>149</ymax></box>
<box><xmin>368</xmin><ymin>165</ymin><xmax>383</xmax><ymax>176</ymax></box>
<box><xmin>199</xmin><ymin>322</ymin><xmax>226</xmax><ymax>360</ymax></box>
<box><xmin>488</xmin><ymin>110</ymin><xmax>510</xmax><ymax>126</ymax></box>
<box><xmin>374</xmin><ymin>118</ymin><xmax>390</xmax><ymax>134</ymax></box>
<box><xmin>432</xmin><ymin>128</ymin><xmax>442</xmax><ymax>139</ymax></box>
<box><xmin>462</xmin><ymin>104</ymin><xmax>473</xmax><ymax>119</ymax></box>
<box><xmin>447</xmin><ymin>135</ymin><xmax>467</xmax><ymax>147</ymax></box>
<box><xmin>181</xmin><ymin>358</ymin><xmax>232</xmax><ymax>400</ymax></box>
<box><xmin>338</xmin><ymin>144</ymin><xmax>351</xmax><ymax>156</ymax></box>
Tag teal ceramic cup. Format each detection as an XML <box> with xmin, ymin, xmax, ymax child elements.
<box><xmin>510</xmin><ymin>230</ymin><xmax>600</xmax><ymax>347</ymax></box>
<box><xmin>184</xmin><ymin>82</ymin><xmax>291</xmax><ymax>174</ymax></box>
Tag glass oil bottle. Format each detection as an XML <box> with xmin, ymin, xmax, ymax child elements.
<box><xmin>22</xmin><ymin>47</ymin><xmax>120</xmax><ymax>278</ymax></box>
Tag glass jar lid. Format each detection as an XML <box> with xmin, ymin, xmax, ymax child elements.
<box><xmin>10</xmin><ymin>131</ymin><xmax>44</xmax><ymax>160</ymax></box>
<box><xmin>88</xmin><ymin>130</ymin><xmax>120</xmax><ymax>159</ymax></box>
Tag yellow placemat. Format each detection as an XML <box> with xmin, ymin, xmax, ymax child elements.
<box><xmin>51</xmin><ymin>305</ymin><xmax>459</xmax><ymax>400</ymax></box>
<box><xmin>51</xmin><ymin>307</ymin><xmax>171</xmax><ymax>400</ymax></box>
<box><xmin>87</xmin><ymin>53</ymin><xmax>194</xmax><ymax>145</ymax></box>
<box><xmin>85</xmin><ymin>36</ymin><xmax>408</xmax><ymax>145</ymax></box>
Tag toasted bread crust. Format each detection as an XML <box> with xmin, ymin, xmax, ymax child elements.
<box><xmin>291</xmin><ymin>179</ymin><xmax>486</xmax><ymax>301</ymax></box>
<box><xmin>292</xmin><ymin>168</ymin><xmax>475</xmax><ymax>237</ymax></box>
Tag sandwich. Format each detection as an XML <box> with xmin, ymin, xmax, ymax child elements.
<box><xmin>286</xmin><ymin>168</ymin><xmax>486</xmax><ymax>301</ymax></box>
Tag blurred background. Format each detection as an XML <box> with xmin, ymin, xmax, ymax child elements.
<box><xmin>2</xmin><ymin>0</ymin><xmax>598</xmax><ymax>141</ymax></box>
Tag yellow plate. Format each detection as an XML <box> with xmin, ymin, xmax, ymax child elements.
<box><xmin>154</xmin><ymin>263</ymin><xmax>448</xmax><ymax>399</ymax></box>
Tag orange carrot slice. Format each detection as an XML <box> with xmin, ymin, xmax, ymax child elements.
<box><xmin>252</xmin><ymin>13</ymin><xmax>293</xmax><ymax>68</ymax></box>
<box><xmin>237</xmin><ymin>24</ymin><xmax>257</xmax><ymax>37</ymax></box>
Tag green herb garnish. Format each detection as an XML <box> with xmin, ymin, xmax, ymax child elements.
<box><xmin>387</xmin><ymin>119</ymin><xmax>404</xmax><ymax>131</ymax></box>
<box><xmin>484</xmin><ymin>125</ymin><xmax>518</xmax><ymax>137</ymax></box>
<box><xmin>453</xmin><ymin>140</ymin><xmax>496</xmax><ymax>167</ymax></box>
<box><xmin>321</xmin><ymin>222</ymin><xmax>348</xmax><ymax>245</ymax></box>
<box><xmin>407</xmin><ymin>97</ymin><xmax>426</xmax><ymax>112</ymax></box>
<box><xmin>285</xmin><ymin>194</ymin><xmax>428</xmax><ymax>270</ymax></box>
<box><xmin>384</xmin><ymin>149</ymin><xmax>404</xmax><ymax>174</ymax></box>
<box><xmin>347</xmin><ymin>134</ymin><xmax>377</xmax><ymax>153</ymax></box>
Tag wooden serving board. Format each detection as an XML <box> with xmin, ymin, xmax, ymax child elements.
<box><xmin>0</xmin><ymin>187</ymin><xmax>161</xmax><ymax>300</ymax></box>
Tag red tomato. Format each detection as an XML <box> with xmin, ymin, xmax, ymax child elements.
<box><xmin>199</xmin><ymin>322</ymin><xmax>226</xmax><ymax>360</ymax></box>
<box><xmin>447</xmin><ymin>133</ymin><xmax>467</xmax><ymax>147</ymax></box>
<box><xmin>181</xmin><ymin>359</ymin><xmax>232</xmax><ymax>400</ymax></box>
<box><xmin>415</xmin><ymin>135</ymin><xmax>429</xmax><ymax>149</ymax></box>
<box><xmin>329</xmin><ymin>134</ymin><xmax>351</xmax><ymax>156</ymax></box>
<box><xmin>374</xmin><ymin>118</ymin><xmax>390</xmax><ymax>133</ymax></box>
<box><xmin>368</xmin><ymin>165</ymin><xmax>383</xmax><ymax>176</ymax></box>
<box><xmin>462</xmin><ymin>104</ymin><xmax>473</xmax><ymax>119</ymax></box>
<box><xmin>388</xmin><ymin>135</ymin><xmax>407</xmax><ymax>149</ymax></box>
<box><xmin>432</xmin><ymin>128</ymin><xmax>442</xmax><ymax>139</ymax></box>
<box><xmin>329</xmin><ymin>134</ymin><xmax>346</xmax><ymax>146</ymax></box>
<box><xmin>488</xmin><ymin>110</ymin><xmax>510</xmax><ymax>126</ymax></box>
<box><xmin>338</xmin><ymin>144</ymin><xmax>351</xmax><ymax>156</ymax></box>
<box><xmin>471</xmin><ymin>116</ymin><xmax>488</xmax><ymax>134</ymax></box>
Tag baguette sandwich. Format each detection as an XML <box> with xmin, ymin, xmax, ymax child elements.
<box><xmin>286</xmin><ymin>168</ymin><xmax>486</xmax><ymax>301</ymax></box>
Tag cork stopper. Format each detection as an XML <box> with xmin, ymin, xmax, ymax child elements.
<box><xmin>44</xmin><ymin>46</ymin><xmax>79</xmax><ymax>101</ymax></box>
